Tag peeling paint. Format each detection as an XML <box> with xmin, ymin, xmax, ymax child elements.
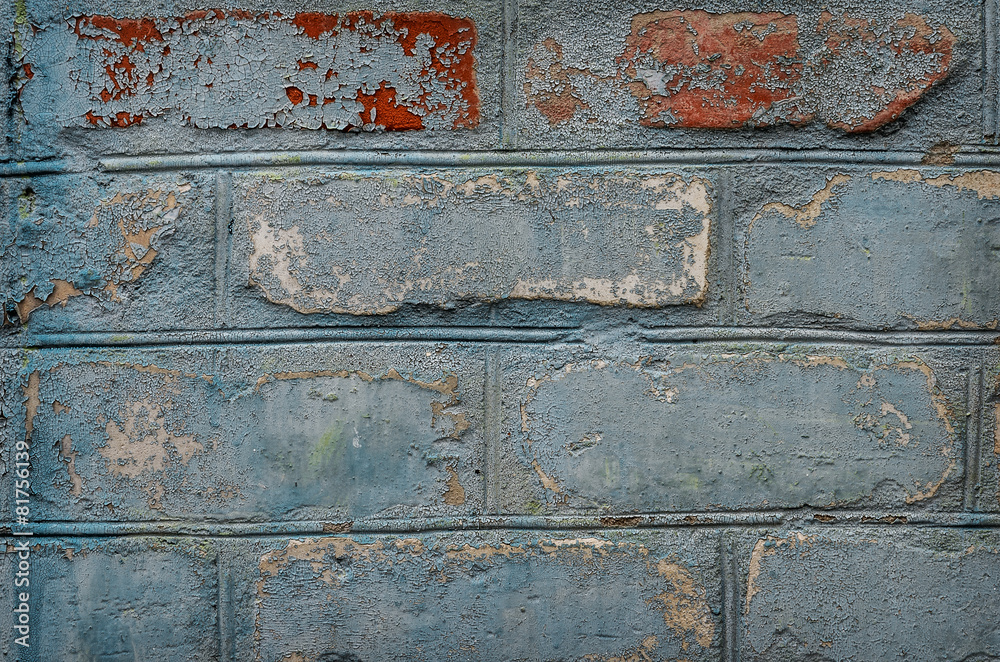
<box><xmin>526</xmin><ymin>11</ymin><xmax>953</xmax><ymax>132</ymax></box>
<box><xmin>443</xmin><ymin>465</ymin><xmax>466</xmax><ymax>505</ymax></box>
<box><xmin>21</xmin><ymin>346</ymin><xmax>481</xmax><ymax>520</ymax></box>
<box><xmin>240</xmin><ymin>169</ymin><xmax>712</xmax><ymax>314</ymax></box>
<box><xmin>742</xmin><ymin>531</ymin><xmax>1000</xmax><ymax>660</ymax></box>
<box><xmin>744</xmin><ymin>168</ymin><xmax>1000</xmax><ymax>329</ymax></box>
<box><xmin>752</xmin><ymin>174</ymin><xmax>851</xmax><ymax>229</ymax></box>
<box><xmin>745</xmin><ymin>533</ymin><xmax>813</xmax><ymax>613</ymax></box>
<box><xmin>2</xmin><ymin>184</ymin><xmax>187</xmax><ymax>325</ymax></box>
<box><xmin>872</xmin><ymin>169</ymin><xmax>1000</xmax><ymax>199</ymax></box>
<box><xmin>513</xmin><ymin>349</ymin><xmax>960</xmax><ymax>512</ymax></box>
<box><xmin>254</xmin><ymin>533</ymin><xmax>718</xmax><ymax>660</ymax></box>
<box><xmin>17</xmin><ymin>11</ymin><xmax>478</xmax><ymax>131</ymax></box>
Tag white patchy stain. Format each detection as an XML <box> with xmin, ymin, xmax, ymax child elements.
<box><xmin>241</xmin><ymin>170</ymin><xmax>713</xmax><ymax>314</ymax></box>
<box><xmin>872</xmin><ymin>169</ymin><xmax>1000</xmax><ymax>199</ymax></box>
<box><xmin>751</xmin><ymin>174</ymin><xmax>852</xmax><ymax>229</ymax></box>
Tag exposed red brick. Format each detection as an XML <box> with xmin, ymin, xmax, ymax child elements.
<box><xmin>49</xmin><ymin>11</ymin><xmax>479</xmax><ymax>131</ymax></box>
<box><xmin>620</xmin><ymin>11</ymin><xmax>802</xmax><ymax>129</ymax></box>
<box><xmin>813</xmin><ymin>12</ymin><xmax>954</xmax><ymax>133</ymax></box>
<box><xmin>291</xmin><ymin>12</ymin><xmax>341</xmax><ymax>40</ymax></box>
<box><xmin>74</xmin><ymin>16</ymin><xmax>163</xmax><ymax>50</ymax></box>
<box><xmin>355</xmin><ymin>82</ymin><xmax>424</xmax><ymax>130</ymax></box>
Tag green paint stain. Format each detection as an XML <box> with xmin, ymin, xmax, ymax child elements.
<box><xmin>309</xmin><ymin>422</ymin><xmax>344</xmax><ymax>470</ymax></box>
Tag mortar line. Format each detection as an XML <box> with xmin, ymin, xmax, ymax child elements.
<box><xmin>714</xmin><ymin>168</ymin><xmax>737</xmax><ymax>327</ymax></box>
<box><xmin>90</xmin><ymin>148</ymin><xmax>1000</xmax><ymax>173</ymax></box>
<box><xmin>8</xmin><ymin>326</ymin><xmax>998</xmax><ymax>350</ymax></box>
<box><xmin>12</xmin><ymin>148</ymin><xmax>1000</xmax><ymax>179</ymax></box>
<box><xmin>215</xmin><ymin>548</ymin><xmax>229</xmax><ymax>662</ymax></box>
<box><xmin>213</xmin><ymin>171</ymin><xmax>233</xmax><ymax>329</ymax></box>
<box><xmin>965</xmin><ymin>365</ymin><xmax>984</xmax><ymax>511</ymax></box>
<box><xmin>500</xmin><ymin>0</ymin><xmax>519</xmax><ymax>148</ymax></box>
<box><xmin>216</xmin><ymin>546</ymin><xmax>234</xmax><ymax>662</ymax></box>
<box><xmin>986</xmin><ymin>0</ymin><xmax>1000</xmax><ymax>142</ymax></box>
<box><xmin>484</xmin><ymin>346</ymin><xmax>502</xmax><ymax>514</ymax></box>
<box><xmin>720</xmin><ymin>533</ymin><xmax>740</xmax><ymax>662</ymax></box>
<box><xmin>13</xmin><ymin>511</ymin><xmax>1000</xmax><ymax>537</ymax></box>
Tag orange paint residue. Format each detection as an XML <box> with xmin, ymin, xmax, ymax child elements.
<box><xmin>292</xmin><ymin>12</ymin><xmax>341</xmax><ymax>40</ymax></box>
<box><xmin>285</xmin><ymin>87</ymin><xmax>304</xmax><ymax>105</ymax></box>
<box><xmin>74</xmin><ymin>16</ymin><xmax>164</xmax><ymax>50</ymax></box>
<box><xmin>383</xmin><ymin>12</ymin><xmax>479</xmax><ymax>129</ymax></box>
<box><xmin>620</xmin><ymin>11</ymin><xmax>802</xmax><ymax>128</ymax></box>
<box><xmin>355</xmin><ymin>82</ymin><xmax>424</xmax><ymax>130</ymax></box>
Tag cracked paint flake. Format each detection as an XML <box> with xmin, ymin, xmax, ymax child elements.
<box><xmin>515</xmin><ymin>351</ymin><xmax>959</xmax><ymax>511</ymax></box>
<box><xmin>2</xmin><ymin>184</ymin><xmax>186</xmax><ymax>325</ymax></box>
<box><xmin>526</xmin><ymin>11</ymin><xmax>953</xmax><ymax>132</ymax></box>
<box><xmin>240</xmin><ymin>169</ymin><xmax>712</xmax><ymax>314</ymax></box>
<box><xmin>16</xmin><ymin>11</ymin><xmax>478</xmax><ymax>130</ymax></box>
<box><xmin>254</xmin><ymin>534</ymin><xmax>716</xmax><ymax>660</ymax></box>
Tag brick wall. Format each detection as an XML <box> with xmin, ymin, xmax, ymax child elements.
<box><xmin>2</xmin><ymin>1</ymin><xmax>999</xmax><ymax>660</ymax></box>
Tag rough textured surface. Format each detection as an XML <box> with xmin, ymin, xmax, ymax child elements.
<box><xmin>12</xmin><ymin>343</ymin><xmax>483</xmax><ymax>521</ymax></box>
<box><xmin>0</xmin><ymin>173</ymin><xmax>216</xmax><ymax>331</ymax></box>
<box><xmin>502</xmin><ymin>343</ymin><xmax>966</xmax><ymax>514</ymax></box>
<box><xmin>738</xmin><ymin>529</ymin><xmax>1000</xmax><ymax>660</ymax></box>
<box><xmin>515</xmin><ymin>0</ymin><xmax>980</xmax><ymax>149</ymax></box>
<box><xmin>0</xmin><ymin>537</ymin><xmax>219</xmax><ymax>661</ymax></box>
<box><xmin>17</xmin><ymin>11</ymin><xmax>478</xmax><ymax>131</ymax></box>
<box><xmin>248</xmin><ymin>530</ymin><xmax>722</xmax><ymax>661</ymax></box>
<box><xmin>3</xmin><ymin>0</ymin><xmax>1000</xmax><ymax>659</ymax></box>
<box><xmin>740</xmin><ymin>167</ymin><xmax>1000</xmax><ymax>330</ymax></box>
<box><xmin>234</xmin><ymin>168</ymin><xmax>712</xmax><ymax>315</ymax></box>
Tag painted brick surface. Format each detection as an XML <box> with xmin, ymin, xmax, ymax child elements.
<box><xmin>515</xmin><ymin>0</ymin><xmax>979</xmax><ymax>149</ymax></box>
<box><xmin>242</xmin><ymin>529</ymin><xmax>721</xmax><ymax>661</ymax></box>
<box><xmin>0</xmin><ymin>537</ymin><xmax>219</xmax><ymax>661</ymax></box>
<box><xmin>740</xmin><ymin>167</ymin><xmax>1000</xmax><ymax>330</ymax></box>
<box><xmin>18</xmin><ymin>12</ymin><xmax>478</xmax><ymax>131</ymax></box>
<box><xmin>501</xmin><ymin>343</ymin><xmax>966</xmax><ymax>514</ymax></box>
<box><xmin>9</xmin><ymin>343</ymin><xmax>483</xmax><ymax>521</ymax></box>
<box><xmin>3</xmin><ymin>0</ymin><xmax>1000</xmax><ymax>659</ymax></box>
<box><xmin>0</xmin><ymin>173</ymin><xmax>216</xmax><ymax>331</ymax></box>
<box><xmin>738</xmin><ymin>529</ymin><xmax>1000</xmax><ymax>660</ymax></box>
<box><xmin>230</xmin><ymin>168</ymin><xmax>711</xmax><ymax>318</ymax></box>
<box><xmin>10</xmin><ymin>0</ymin><xmax>503</xmax><ymax>160</ymax></box>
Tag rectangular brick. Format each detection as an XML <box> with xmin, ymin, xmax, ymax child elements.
<box><xmin>11</xmin><ymin>2</ymin><xmax>502</xmax><ymax>159</ymax></box>
<box><xmin>514</xmin><ymin>1</ymin><xmax>979</xmax><ymax>149</ymax></box>
<box><xmin>0</xmin><ymin>173</ymin><xmax>216</xmax><ymax>332</ymax></box>
<box><xmin>739</xmin><ymin>167</ymin><xmax>1000</xmax><ymax>330</ymax></box>
<box><xmin>738</xmin><ymin>529</ymin><xmax>1000</xmax><ymax>660</ymax></box>
<box><xmin>241</xmin><ymin>529</ymin><xmax>722</xmax><ymax>661</ymax></box>
<box><xmin>21</xmin><ymin>12</ymin><xmax>478</xmax><ymax>131</ymax></box>
<box><xmin>0</xmin><ymin>537</ymin><xmax>218</xmax><ymax>660</ymax></box>
<box><xmin>229</xmin><ymin>167</ymin><xmax>713</xmax><ymax>323</ymax></box>
<box><xmin>499</xmin><ymin>343</ymin><xmax>966</xmax><ymax>513</ymax></box>
<box><xmin>14</xmin><ymin>342</ymin><xmax>484</xmax><ymax>521</ymax></box>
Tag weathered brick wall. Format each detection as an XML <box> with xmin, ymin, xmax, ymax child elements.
<box><xmin>1</xmin><ymin>1</ymin><xmax>999</xmax><ymax>660</ymax></box>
